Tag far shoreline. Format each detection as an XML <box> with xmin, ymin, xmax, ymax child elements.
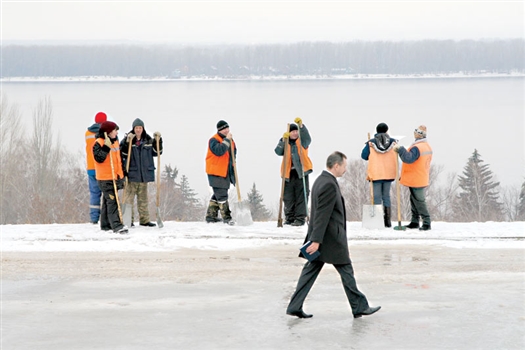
<box><xmin>1</xmin><ymin>72</ymin><xmax>524</xmax><ymax>83</ymax></box>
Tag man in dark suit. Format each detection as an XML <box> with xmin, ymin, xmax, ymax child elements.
<box><xmin>286</xmin><ymin>151</ymin><xmax>381</xmax><ymax>319</ymax></box>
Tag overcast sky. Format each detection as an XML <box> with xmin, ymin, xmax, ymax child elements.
<box><xmin>2</xmin><ymin>1</ymin><xmax>523</xmax><ymax>44</ymax></box>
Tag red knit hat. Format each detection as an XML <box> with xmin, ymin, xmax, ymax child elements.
<box><xmin>95</xmin><ymin>112</ymin><xmax>107</xmax><ymax>124</ymax></box>
<box><xmin>100</xmin><ymin>121</ymin><xmax>118</xmax><ymax>135</ymax></box>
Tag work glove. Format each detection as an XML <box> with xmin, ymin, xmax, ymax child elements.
<box><xmin>104</xmin><ymin>135</ymin><xmax>112</xmax><ymax>148</ymax></box>
<box><xmin>294</xmin><ymin>117</ymin><xmax>303</xmax><ymax>127</ymax></box>
<box><xmin>153</xmin><ymin>131</ymin><xmax>161</xmax><ymax>139</ymax></box>
<box><xmin>393</xmin><ymin>144</ymin><xmax>401</xmax><ymax>153</ymax></box>
<box><xmin>126</xmin><ymin>133</ymin><xmax>135</xmax><ymax>142</ymax></box>
<box><xmin>283</xmin><ymin>132</ymin><xmax>290</xmax><ymax>139</ymax></box>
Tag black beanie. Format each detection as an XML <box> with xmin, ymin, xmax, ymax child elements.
<box><xmin>289</xmin><ymin>123</ymin><xmax>298</xmax><ymax>132</ymax></box>
<box><xmin>376</xmin><ymin>123</ymin><xmax>388</xmax><ymax>133</ymax></box>
<box><xmin>217</xmin><ymin>120</ymin><xmax>229</xmax><ymax>131</ymax></box>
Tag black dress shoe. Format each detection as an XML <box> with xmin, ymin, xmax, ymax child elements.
<box><xmin>140</xmin><ymin>222</ymin><xmax>156</xmax><ymax>227</ymax></box>
<box><xmin>286</xmin><ymin>310</ymin><xmax>313</xmax><ymax>318</ymax></box>
<box><xmin>354</xmin><ymin>306</ymin><xmax>381</xmax><ymax>318</ymax></box>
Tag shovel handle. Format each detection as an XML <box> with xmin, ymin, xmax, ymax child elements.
<box><xmin>230</xmin><ymin>141</ymin><xmax>242</xmax><ymax>202</ymax></box>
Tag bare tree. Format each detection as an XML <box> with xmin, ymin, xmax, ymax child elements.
<box><xmin>500</xmin><ymin>185</ymin><xmax>522</xmax><ymax>222</ymax></box>
<box><xmin>0</xmin><ymin>94</ymin><xmax>26</xmax><ymax>224</ymax></box>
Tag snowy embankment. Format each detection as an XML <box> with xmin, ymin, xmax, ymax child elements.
<box><xmin>1</xmin><ymin>72</ymin><xmax>523</xmax><ymax>83</ymax></box>
<box><xmin>1</xmin><ymin>221</ymin><xmax>523</xmax><ymax>252</ymax></box>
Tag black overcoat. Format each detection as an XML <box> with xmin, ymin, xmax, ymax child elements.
<box><xmin>301</xmin><ymin>170</ymin><xmax>351</xmax><ymax>264</ymax></box>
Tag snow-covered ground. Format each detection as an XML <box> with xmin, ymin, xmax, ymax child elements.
<box><xmin>2</xmin><ymin>221</ymin><xmax>523</xmax><ymax>252</ymax></box>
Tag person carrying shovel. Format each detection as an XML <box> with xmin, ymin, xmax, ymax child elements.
<box><xmin>393</xmin><ymin>125</ymin><xmax>433</xmax><ymax>231</ymax></box>
<box><xmin>93</xmin><ymin>121</ymin><xmax>128</xmax><ymax>234</ymax></box>
<box><xmin>205</xmin><ymin>120</ymin><xmax>236</xmax><ymax>225</ymax></box>
<box><xmin>361</xmin><ymin>122</ymin><xmax>398</xmax><ymax>228</ymax></box>
<box><xmin>120</xmin><ymin>118</ymin><xmax>163</xmax><ymax>228</ymax></box>
<box><xmin>275</xmin><ymin>118</ymin><xmax>313</xmax><ymax>226</ymax></box>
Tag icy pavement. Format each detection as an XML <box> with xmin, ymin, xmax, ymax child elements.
<box><xmin>1</xmin><ymin>222</ymin><xmax>524</xmax><ymax>349</ymax></box>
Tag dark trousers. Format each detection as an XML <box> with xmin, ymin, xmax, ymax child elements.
<box><xmin>98</xmin><ymin>180</ymin><xmax>124</xmax><ymax>232</ymax></box>
<box><xmin>372</xmin><ymin>181</ymin><xmax>392</xmax><ymax>207</ymax></box>
<box><xmin>284</xmin><ymin>170</ymin><xmax>309</xmax><ymax>223</ymax></box>
<box><xmin>287</xmin><ymin>260</ymin><xmax>370</xmax><ymax>316</ymax></box>
<box><xmin>409</xmin><ymin>187</ymin><xmax>431</xmax><ymax>225</ymax></box>
<box><xmin>211</xmin><ymin>187</ymin><xmax>229</xmax><ymax>203</ymax></box>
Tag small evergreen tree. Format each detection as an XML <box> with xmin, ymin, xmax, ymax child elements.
<box><xmin>247</xmin><ymin>183</ymin><xmax>271</xmax><ymax>221</ymax></box>
<box><xmin>454</xmin><ymin>149</ymin><xmax>503</xmax><ymax>222</ymax></box>
<box><xmin>178</xmin><ymin>174</ymin><xmax>203</xmax><ymax>221</ymax></box>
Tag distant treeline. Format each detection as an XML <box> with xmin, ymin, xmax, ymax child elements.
<box><xmin>3</xmin><ymin>39</ymin><xmax>524</xmax><ymax>78</ymax></box>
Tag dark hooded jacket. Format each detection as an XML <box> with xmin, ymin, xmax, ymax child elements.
<box><xmin>120</xmin><ymin>128</ymin><xmax>163</xmax><ymax>183</ymax></box>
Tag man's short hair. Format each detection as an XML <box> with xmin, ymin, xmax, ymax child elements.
<box><xmin>326</xmin><ymin>151</ymin><xmax>347</xmax><ymax>169</ymax></box>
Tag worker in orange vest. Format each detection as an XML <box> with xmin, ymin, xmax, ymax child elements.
<box><xmin>205</xmin><ymin>120</ymin><xmax>236</xmax><ymax>225</ymax></box>
<box><xmin>93</xmin><ymin>121</ymin><xmax>128</xmax><ymax>234</ymax></box>
<box><xmin>85</xmin><ymin>112</ymin><xmax>107</xmax><ymax>224</ymax></box>
<box><xmin>361</xmin><ymin>123</ymin><xmax>398</xmax><ymax>227</ymax></box>
<box><xmin>275</xmin><ymin>118</ymin><xmax>313</xmax><ymax>226</ymax></box>
<box><xmin>394</xmin><ymin>125</ymin><xmax>433</xmax><ymax>231</ymax></box>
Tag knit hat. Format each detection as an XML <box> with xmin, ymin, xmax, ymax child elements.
<box><xmin>376</xmin><ymin>122</ymin><xmax>388</xmax><ymax>134</ymax></box>
<box><xmin>132</xmin><ymin>118</ymin><xmax>144</xmax><ymax>128</ymax></box>
<box><xmin>414</xmin><ymin>125</ymin><xmax>427</xmax><ymax>138</ymax></box>
<box><xmin>94</xmin><ymin>112</ymin><xmax>107</xmax><ymax>124</ymax></box>
<box><xmin>289</xmin><ymin>123</ymin><xmax>298</xmax><ymax>132</ymax></box>
<box><xmin>100</xmin><ymin>121</ymin><xmax>118</xmax><ymax>135</ymax></box>
<box><xmin>217</xmin><ymin>120</ymin><xmax>229</xmax><ymax>131</ymax></box>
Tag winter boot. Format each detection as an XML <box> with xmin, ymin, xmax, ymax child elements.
<box><xmin>219</xmin><ymin>201</ymin><xmax>235</xmax><ymax>225</ymax></box>
<box><xmin>205</xmin><ymin>200</ymin><xmax>222</xmax><ymax>223</ymax></box>
<box><xmin>383</xmin><ymin>206</ymin><xmax>392</xmax><ymax>228</ymax></box>
<box><xmin>405</xmin><ymin>221</ymin><xmax>420</xmax><ymax>229</ymax></box>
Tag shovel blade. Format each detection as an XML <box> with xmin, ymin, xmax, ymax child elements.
<box><xmin>122</xmin><ymin>203</ymin><xmax>133</xmax><ymax>228</ymax></box>
<box><xmin>362</xmin><ymin>205</ymin><xmax>384</xmax><ymax>229</ymax></box>
<box><xmin>232</xmin><ymin>202</ymin><xmax>253</xmax><ymax>226</ymax></box>
<box><xmin>156</xmin><ymin>207</ymin><xmax>164</xmax><ymax>228</ymax></box>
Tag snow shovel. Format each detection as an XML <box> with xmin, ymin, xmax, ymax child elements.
<box><xmin>393</xmin><ymin>155</ymin><xmax>406</xmax><ymax>231</ymax></box>
<box><xmin>155</xmin><ymin>135</ymin><xmax>164</xmax><ymax>228</ymax></box>
<box><xmin>296</xmin><ymin>120</ymin><xmax>309</xmax><ymax>224</ymax></box>
<box><xmin>122</xmin><ymin>138</ymin><xmax>133</xmax><ymax>228</ymax></box>
<box><xmin>277</xmin><ymin>123</ymin><xmax>291</xmax><ymax>227</ymax></box>
<box><xmin>230</xmin><ymin>141</ymin><xmax>253</xmax><ymax>226</ymax></box>
<box><xmin>362</xmin><ymin>181</ymin><xmax>385</xmax><ymax>229</ymax></box>
<box><xmin>362</xmin><ymin>133</ymin><xmax>384</xmax><ymax>229</ymax></box>
<box><xmin>105</xmin><ymin>132</ymin><xmax>123</xmax><ymax>223</ymax></box>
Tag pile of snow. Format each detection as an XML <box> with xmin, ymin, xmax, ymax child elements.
<box><xmin>1</xmin><ymin>221</ymin><xmax>523</xmax><ymax>252</ymax></box>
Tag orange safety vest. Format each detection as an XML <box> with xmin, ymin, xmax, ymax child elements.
<box><xmin>367</xmin><ymin>143</ymin><xmax>397</xmax><ymax>181</ymax></box>
<box><xmin>85</xmin><ymin>130</ymin><xmax>97</xmax><ymax>171</ymax></box>
<box><xmin>280</xmin><ymin>142</ymin><xmax>313</xmax><ymax>179</ymax></box>
<box><xmin>205</xmin><ymin>134</ymin><xmax>235</xmax><ymax>177</ymax></box>
<box><xmin>94</xmin><ymin>138</ymin><xmax>124</xmax><ymax>181</ymax></box>
<box><xmin>400</xmin><ymin>141</ymin><xmax>433</xmax><ymax>188</ymax></box>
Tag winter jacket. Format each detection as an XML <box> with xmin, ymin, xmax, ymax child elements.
<box><xmin>275</xmin><ymin>124</ymin><xmax>313</xmax><ymax>180</ymax></box>
<box><xmin>206</xmin><ymin>133</ymin><xmax>236</xmax><ymax>188</ymax></box>
<box><xmin>93</xmin><ymin>137</ymin><xmax>124</xmax><ymax>181</ymax></box>
<box><xmin>120</xmin><ymin>130</ymin><xmax>163</xmax><ymax>183</ymax></box>
<box><xmin>399</xmin><ymin>139</ymin><xmax>433</xmax><ymax>188</ymax></box>
<box><xmin>85</xmin><ymin>123</ymin><xmax>100</xmax><ymax>175</ymax></box>
<box><xmin>361</xmin><ymin>133</ymin><xmax>397</xmax><ymax>182</ymax></box>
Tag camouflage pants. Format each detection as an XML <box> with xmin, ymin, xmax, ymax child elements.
<box><xmin>123</xmin><ymin>182</ymin><xmax>151</xmax><ymax>225</ymax></box>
